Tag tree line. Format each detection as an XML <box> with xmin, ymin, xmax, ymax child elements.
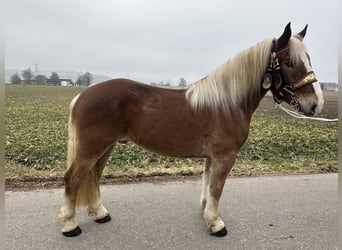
<box><xmin>10</xmin><ymin>68</ymin><xmax>93</xmax><ymax>86</ymax></box>
<box><xmin>10</xmin><ymin>67</ymin><xmax>188</xmax><ymax>87</ymax></box>
<box><xmin>151</xmin><ymin>77</ymin><xmax>187</xmax><ymax>87</ymax></box>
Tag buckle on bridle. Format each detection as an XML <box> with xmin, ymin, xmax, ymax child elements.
<box><xmin>290</xmin><ymin>95</ymin><xmax>301</xmax><ymax>112</ymax></box>
<box><xmin>273</xmin><ymin>85</ymin><xmax>301</xmax><ymax>111</ymax></box>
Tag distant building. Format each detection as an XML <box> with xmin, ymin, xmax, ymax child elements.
<box><xmin>320</xmin><ymin>82</ymin><xmax>338</xmax><ymax>91</ymax></box>
<box><xmin>45</xmin><ymin>78</ymin><xmax>74</xmax><ymax>86</ymax></box>
<box><xmin>60</xmin><ymin>79</ymin><xmax>74</xmax><ymax>86</ymax></box>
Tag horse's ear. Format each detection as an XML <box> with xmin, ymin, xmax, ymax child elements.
<box><xmin>296</xmin><ymin>24</ymin><xmax>308</xmax><ymax>41</ymax></box>
<box><xmin>277</xmin><ymin>22</ymin><xmax>292</xmax><ymax>49</ymax></box>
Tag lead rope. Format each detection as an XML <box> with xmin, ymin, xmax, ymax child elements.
<box><xmin>274</xmin><ymin>103</ymin><xmax>338</xmax><ymax>122</ymax></box>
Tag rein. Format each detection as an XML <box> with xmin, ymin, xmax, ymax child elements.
<box><xmin>275</xmin><ymin>103</ymin><xmax>338</xmax><ymax>122</ymax></box>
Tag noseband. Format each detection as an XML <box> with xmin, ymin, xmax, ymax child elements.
<box><xmin>262</xmin><ymin>40</ymin><xmax>317</xmax><ymax>111</ymax></box>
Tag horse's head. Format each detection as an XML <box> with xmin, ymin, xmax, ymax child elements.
<box><xmin>266</xmin><ymin>23</ymin><xmax>324</xmax><ymax>116</ymax></box>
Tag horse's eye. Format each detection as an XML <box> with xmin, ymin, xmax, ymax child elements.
<box><xmin>285</xmin><ymin>61</ymin><xmax>294</xmax><ymax>68</ymax></box>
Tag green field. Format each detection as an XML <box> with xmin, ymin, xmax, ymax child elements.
<box><xmin>5</xmin><ymin>85</ymin><xmax>338</xmax><ymax>183</ymax></box>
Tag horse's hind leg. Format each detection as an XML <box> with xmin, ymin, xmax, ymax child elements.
<box><xmin>58</xmin><ymin>156</ymin><xmax>98</xmax><ymax>237</ymax></box>
<box><xmin>203</xmin><ymin>152</ymin><xmax>236</xmax><ymax>237</ymax></box>
<box><xmin>59</xmin><ymin>144</ymin><xmax>115</xmax><ymax>237</ymax></box>
<box><xmin>87</xmin><ymin>145</ymin><xmax>114</xmax><ymax>223</ymax></box>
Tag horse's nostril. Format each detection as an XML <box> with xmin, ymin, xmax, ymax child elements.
<box><xmin>311</xmin><ymin>104</ymin><xmax>317</xmax><ymax>113</ymax></box>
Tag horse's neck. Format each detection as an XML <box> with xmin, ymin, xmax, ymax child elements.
<box><xmin>242</xmin><ymin>87</ymin><xmax>269</xmax><ymax>120</ymax></box>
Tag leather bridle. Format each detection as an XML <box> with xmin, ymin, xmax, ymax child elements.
<box><xmin>262</xmin><ymin>40</ymin><xmax>318</xmax><ymax>112</ymax></box>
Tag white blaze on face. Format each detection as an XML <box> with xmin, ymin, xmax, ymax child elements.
<box><xmin>290</xmin><ymin>37</ymin><xmax>324</xmax><ymax>114</ymax></box>
<box><xmin>312</xmin><ymin>81</ymin><xmax>324</xmax><ymax>113</ymax></box>
<box><xmin>302</xmin><ymin>54</ymin><xmax>324</xmax><ymax>114</ymax></box>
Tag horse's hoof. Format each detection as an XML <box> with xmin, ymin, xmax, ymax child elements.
<box><xmin>62</xmin><ymin>225</ymin><xmax>82</xmax><ymax>237</ymax></box>
<box><xmin>95</xmin><ymin>214</ymin><xmax>112</xmax><ymax>224</ymax></box>
<box><xmin>210</xmin><ymin>227</ymin><xmax>227</xmax><ymax>237</ymax></box>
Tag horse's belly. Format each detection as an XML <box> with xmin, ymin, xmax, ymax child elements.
<box><xmin>128</xmin><ymin>131</ymin><xmax>208</xmax><ymax>158</ymax></box>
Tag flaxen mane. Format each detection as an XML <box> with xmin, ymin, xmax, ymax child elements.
<box><xmin>185</xmin><ymin>39</ymin><xmax>273</xmax><ymax>112</ymax></box>
<box><xmin>288</xmin><ymin>36</ymin><xmax>310</xmax><ymax>67</ymax></box>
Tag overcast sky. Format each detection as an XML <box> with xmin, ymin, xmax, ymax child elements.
<box><xmin>5</xmin><ymin>0</ymin><xmax>338</xmax><ymax>84</ymax></box>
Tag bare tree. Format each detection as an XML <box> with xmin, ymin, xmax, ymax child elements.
<box><xmin>21</xmin><ymin>68</ymin><xmax>34</xmax><ymax>84</ymax></box>
<box><xmin>178</xmin><ymin>77</ymin><xmax>186</xmax><ymax>87</ymax></box>
<box><xmin>50</xmin><ymin>72</ymin><xmax>60</xmax><ymax>86</ymax></box>
<box><xmin>76</xmin><ymin>72</ymin><xmax>93</xmax><ymax>86</ymax></box>
<box><xmin>35</xmin><ymin>74</ymin><xmax>47</xmax><ymax>85</ymax></box>
<box><xmin>10</xmin><ymin>73</ymin><xmax>22</xmax><ymax>84</ymax></box>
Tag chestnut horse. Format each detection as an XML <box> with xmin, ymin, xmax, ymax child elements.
<box><xmin>59</xmin><ymin>23</ymin><xmax>323</xmax><ymax>237</ymax></box>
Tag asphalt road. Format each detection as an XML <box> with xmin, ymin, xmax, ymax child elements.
<box><xmin>5</xmin><ymin>174</ymin><xmax>337</xmax><ymax>250</ymax></box>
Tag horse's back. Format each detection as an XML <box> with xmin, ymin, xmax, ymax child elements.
<box><xmin>73</xmin><ymin>79</ymin><xmax>147</xmax><ymax>117</ymax></box>
<box><xmin>71</xmin><ymin>79</ymin><xmax>186</xmax><ymax>137</ymax></box>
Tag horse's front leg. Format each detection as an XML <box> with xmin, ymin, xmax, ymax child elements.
<box><xmin>200</xmin><ymin>158</ymin><xmax>211</xmax><ymax>211</ymax></box>
<box><xmin>203</xmin><ymin>152</ymin><xmax>236</xmax><ymax>237</ymax></box>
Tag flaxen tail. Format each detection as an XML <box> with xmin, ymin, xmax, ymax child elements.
<box><xmin>66</xmin><ymin>94</ymin><xmax>78</xmax><ymax>170</ymax></box>
<box><xmin>67</xmin><ymin>94</ymin><xmax>99</xmax><ymax>208</ymax></box>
